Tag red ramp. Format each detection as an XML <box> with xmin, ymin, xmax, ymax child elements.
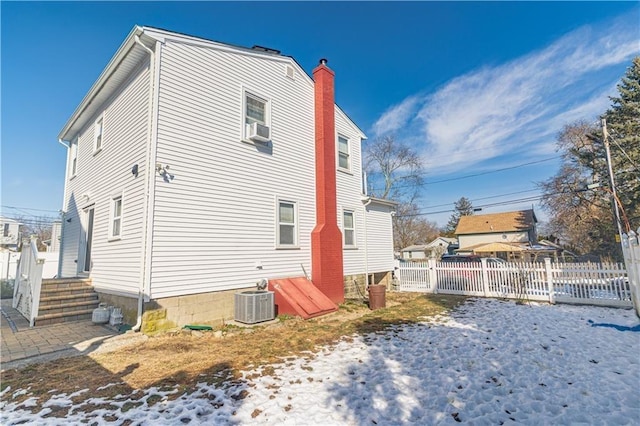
<box><xmin>268</xmin><ymin>277</ymin><xmax>338</xmax><ymax>319</ymax></box>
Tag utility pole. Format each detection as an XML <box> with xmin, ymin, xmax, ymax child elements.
<box><xmin>602</xmin><ymin>118</ymin><xmax>625</xmax><ymax>237</ymax></box>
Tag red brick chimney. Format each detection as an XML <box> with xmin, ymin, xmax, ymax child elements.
<box><xmin>311</xmin><ymin>59</ymin><xmax>344</xmax><ymax>304</ymax></box>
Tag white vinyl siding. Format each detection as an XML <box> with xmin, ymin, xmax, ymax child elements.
<box><xmin>458</xmin><ymin>231</ymin><xmax>530</xmax><ymax>249</ymax></box>
<box><xmin>363</xmin><ymin>202</ymin><xmax>396</xmax><ymax>272</ymax></box>
<box><xmin>59</xmin><ymin>60</ymin><xmax>149</xmax><ymax>293</ymax></box>
<box><xmin>150</xmin><ymin>40</ymin><xmax>316</xmax><ymax>298</ymax></box>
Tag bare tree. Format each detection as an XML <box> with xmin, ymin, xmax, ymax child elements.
<box><xmin>10</xmin><ymin>215</ymin><xmax>55</xmax><ymax>251</ymax></box>
<box><xmin>364</xmin><ymin>135</ymin><xmax>423</xmax><ymax>200</ymax></box>
<box><xmin>393</xmin><ymin>203</ymin><xmax>440</xmax><ymax>251</ymax></box>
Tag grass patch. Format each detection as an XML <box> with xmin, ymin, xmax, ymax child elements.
<box><xmin>0</xmin><ymin>293</ymin><xmax>466</xmax><ymax>412</ymax></box>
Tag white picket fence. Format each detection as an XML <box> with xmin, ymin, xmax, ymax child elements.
<box><xmin>394</xmin><ymin>258</ymin><xmax>633</xmax><ymax>308</ymax></box>
<box><xmin>621</xmin><ymin>229</ymin><xmax>640</xmax><ymax>316</ymax></box>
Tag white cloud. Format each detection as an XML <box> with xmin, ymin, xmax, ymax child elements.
<box><xmin>371</xmin><ymin>95</ymin><xmax>421</xmax><ymax>136</ymax></box>
<box><xmin>372</xmin><ymin>10</ymin><xmax>639</xmax><ymax>176</ymax></box>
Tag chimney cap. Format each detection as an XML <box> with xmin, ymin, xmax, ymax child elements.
<box><xmin>319</xmin><ymin>58</ymin><xmax>328</xmax><ymax>65</ymax></box>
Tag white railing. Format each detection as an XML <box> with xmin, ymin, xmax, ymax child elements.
<box><xmin>12</xmin><ymin>237</ymin><xmax>45</xmax><ymax>326</ymax></box>
<box><xmin>394</xmin><ymin>258</ymin><xmax>633</xmax><ymax>308</ymax></box>
<box><xmin>621</xmin><ymin>229</ymin><xmax>640</xmax><ymax>316</ymax></box>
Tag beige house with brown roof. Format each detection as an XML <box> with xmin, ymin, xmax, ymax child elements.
<box><xmin>455</xmin><ymin>210</ymin><xmax>538</xmax><ymax>260</ymax></box>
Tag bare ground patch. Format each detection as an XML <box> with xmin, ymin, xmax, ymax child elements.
<box><xmin>1</xmin><ymin>293</ymin><xmax>465</xmax><ymax>414</ymax></box>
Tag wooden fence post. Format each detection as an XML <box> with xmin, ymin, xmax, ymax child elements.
<box><xmin>545</xmin><ymin>257</ymin><xmax>555</xmax><ymax>304</ymax></box>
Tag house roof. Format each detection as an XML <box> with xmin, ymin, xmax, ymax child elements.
<box><xmin>0</xmin><ymin>216</ymin><xmax>20</xmax><ymax>225</ymax></box>
<box><xmin>362</xmin><ymin>196</ymin><xmax>398</xmax><ymax>207</ymax></box>
<box><xmin>58</xmin><ymin>25</ymin><xmax>366</xmax><ymax>142</ymax></box>
<box><xmin>400</xmin><ymin>244</ymin><xmax>429</xmax><ymax>252</ymax></box>
<box><xmin>424</xmin><ymin>237</ymin><xmax>457</xmax><ymax>248</ymax></box>
<box><xmin>455</xmin><ymin>209</ymin><xmax>537</xmax><ymax>235</ymax></box>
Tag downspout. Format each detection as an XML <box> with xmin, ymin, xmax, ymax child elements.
<box><xmin>132</xmin><ymin>34</ymin><xmax>157</xmax><ymax>332</ymax></box>
<box><xmin>363</xmin><ymin>197</ymin><xmax>373</xmax><ymax>287</ymax></box>
<box><xmin>57</xmin><ymin>139</ymin><xmax>71</xmax><ymax>279</ymax></box>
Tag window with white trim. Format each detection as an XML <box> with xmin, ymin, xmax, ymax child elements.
<box><xmin>243</xmin><ymin>90</ymin><xmax>270</xmax><ymax>140</ymax></box>
<box><xmin>110</xmin><ymin>195</ymin><xmax>123</xmax><ymax>239</ymax></box>
<box><xmin>70</xmin><ymin>138</ymin><xmax>78</xmax><ymax>178</ymax></box>
<box><xmin>343</xmin><ymin>210</ymin><xmax>355</xmax><ymax>247</ymax></box>
<box><xmin>338</xmin><ymin>135</ymin><xmax>350</xmax><ymax>171</ymax></box>
<box><xmin>3</xmin><ymin>224</ymin><xmax>9</xmax><ymax>237</ymax></box>
<box><xmin>277</xmin><ymin>200</ymin><xmax>297</xmax><ymax>247</ymax></box>
<box><xmin>94</xmin><ymin>116</ymin><xmax>104</xmax><ymax>152</ymax></box>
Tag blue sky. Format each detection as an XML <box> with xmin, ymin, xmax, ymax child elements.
<box><xmin>2</xmin><ymin>2</ymin><xmax>639</xmax><ymax>228</ymax></box>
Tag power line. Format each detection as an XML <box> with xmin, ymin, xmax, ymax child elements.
<box><xmin>421</xmin><ymin>188</ymin><xmax>540</xmax><ymax>210</ymax></box>
<box><xmin>422</xmin><ymin>157</ymin><xmax>559</xmax><ymax>185</ymax></box>
<box><xmin>2</xmin><ymin>205</ymin><xmax>60</xmax><ymax>213</ymax></box>
<box><xmin>371</xmin><ymin>156</ymin><xmax>561</xmax><ymax>192</ymax></box>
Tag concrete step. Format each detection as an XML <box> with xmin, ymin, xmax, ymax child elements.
<box><xmin>40</xmin><ymin>293</ymin><xmax>99</xmax><ymax>307</ymax></box>
<box><xmin>37</xmin><ymin>300</ymin><xmax>100</xmax><ymax>316</ymax></box>
<box><xmin>41</xmin><ymin>278</ymin><xmax>92</xmax><ymax>291</ymax></box>
<box><xmin>35</xmin><ymin>309</ymin><xmax>95</xmax><ymax>326</ymax></box>
<box><xmin>36</xmin><ymin>278</ymin><xmax>100</xmax><ymax>326</ymax></box>
<box><xmin>40</xmin><ymin>286</ymin><xmax>96</xmax><ymax>297</ymax></box>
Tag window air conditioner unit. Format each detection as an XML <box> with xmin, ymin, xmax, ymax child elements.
<box><xmin>234</xmin><ymin>290</ymin><xmax>275</xmax><ymax>324</ymax></box>
<box><xmin>248</xmin><ymin>122</ymin><xmax>271</xmax><ymax>143</ymax></box>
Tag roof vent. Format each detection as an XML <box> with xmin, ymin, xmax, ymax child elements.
<box><xmin>252</xmin><ymin>45</ymin><xmax>281</xmax><ymax>55</ymax></box>
<box><xmin>286</xmin><ymin>65</ymin><xmax>295</xmax><ymax>79</ymax></box>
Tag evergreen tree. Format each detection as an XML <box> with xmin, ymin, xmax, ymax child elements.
<box><xmin>602</xmin><ymin>56</ymin><xmax>640</xmax><ymax>227</ymax></box>
<box><xmin>444</xmin><ymin>197</ymin><xmax>473</xmax><ymax>236</ymax></box>
<box><xmin>539</xmin><ymin>57</ymin><xmax>640</xmax><ymax>259</ymax></box>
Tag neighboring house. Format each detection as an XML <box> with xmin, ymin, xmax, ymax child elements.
<box><xmin>455</xmin><ymin>210</ymin><xmax>539</xmax><ymax>261</ymax></box>
<box><xmin>400</xmin><ymin>238</ymin><xmax>457</xmax><ymax>260</ymax></box>
<box><xmin>425</xmin><ymin>237</ymin><xmax>458</xmax><ymax>258</ymax></box>
<box><xmin>0</xmin><ymin>217</ymin><xmax>21</xmax><ymax>250</ymax></box>
<box><xmin>43</xmin><ymin>221</ymin><xmax>62</xmax><ymax>253</ymax></box>
<box><xmin>56</xmin><ymin>26</ymin><xmax>396</xmax><ymax>327</ymax></box>
<box><xmin>400</xmin><ymin>244</ymin><xmax>428</xmax><ymax>261</ymax></box>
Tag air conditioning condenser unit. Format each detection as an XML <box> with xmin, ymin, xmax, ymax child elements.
<box><xmin>234</xmin><ymin>290</ymin><xmax>275</xmax><ymax>324</ymax></box>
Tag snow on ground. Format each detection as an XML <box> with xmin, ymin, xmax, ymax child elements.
<box><xmin>2</xmin><ymin>298</ymin><xmax>639</xmax><ymax>425</ymax></box>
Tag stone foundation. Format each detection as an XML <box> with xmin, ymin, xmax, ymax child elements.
<box><xmin>343</xmin><ymin>271</ymin><xmax>393</xmax><ymax>299</ymax></box>
<box><xmin>96</xmin><ymin>272</ymin><xmax>393</xmax><ymax>334</ymax></box>
<box><xmin>96</xmin><ymin>293</ymin><xmax>139</xmax><ymax>325</ymax></box>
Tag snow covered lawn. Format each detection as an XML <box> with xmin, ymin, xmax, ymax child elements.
<box><xmin>2</xmin><ymin>298</ymin><xmax>639</xmax><ymax>425</ymax></box>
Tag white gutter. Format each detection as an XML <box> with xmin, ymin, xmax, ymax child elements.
<box><xmin>132</xmin><ymin>34</ymin><xmax>158</xmax><ymax>332</ymax></box>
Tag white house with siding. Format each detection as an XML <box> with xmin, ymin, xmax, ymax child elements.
<box><xmin>0</xmin><ymin>217</ymin><xmax>21</xmax><ymax>250</ymax></box>
<box><xmin>56</xmin><ymin>26</ymin><xmax>395</xmax><ymax>327</ymax></box>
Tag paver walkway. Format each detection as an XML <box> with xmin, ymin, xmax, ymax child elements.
<box><xmin>1</xmin><ymin>299</ymin><xmax>145</xmax><ymax>370</ymax></box>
